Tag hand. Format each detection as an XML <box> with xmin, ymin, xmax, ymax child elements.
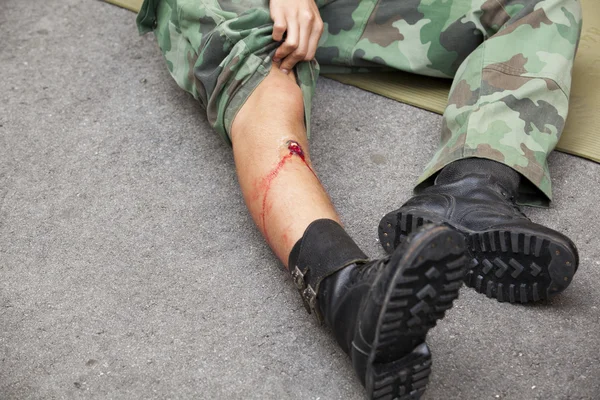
<box><xmin>270</xmin><ymin>0</ymin><xmax>324</xmax><ymax>74</ymax></box>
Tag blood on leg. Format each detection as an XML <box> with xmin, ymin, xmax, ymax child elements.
<box><xmin>258</xmin><ymin>140</ymin><xmax>318</xmax><ymax>243</ymax></box>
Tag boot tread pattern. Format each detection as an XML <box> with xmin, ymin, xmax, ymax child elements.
<box><xmin>379</xmin><ymin>211</ymin><xmax>577</xmax><ymax>304</ymax></box>
<box><xmin>371</xmin><ymin>228</ymin><xmax>467</xmax><ymax>400</ymax></box>
<box><xmin>366</xmin><ymin>227</ymin><xmax>467</xmax><ymax>400</ymax></box>
<box><xmin>371</xmin><ymin>354</ymin><xmax>431</xmax><ymax>400</ymax></box>
<box><xmin>378</xmin><ymin>253</ymin><xmax>467</xmax><ymax>345</ymax></box>
<box><xmin>466</xmin><ymin>230</ymin><xmax>573</xmax><ymax>303</ymax></box>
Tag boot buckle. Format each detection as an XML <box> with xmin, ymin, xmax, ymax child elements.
<box><xmin>291</xmin><ymin>266</ymin><xmax>323</xmax><ymax>324</ymax></box>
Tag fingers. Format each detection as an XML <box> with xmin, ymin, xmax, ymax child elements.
<box><xmin>274</xmin><ymin>19</ymin><xmax>298</xmax><ymax>68</ymax></box>
<box><xmin>305</xmin><ymin>20</ymin><xmax>323</xmax><ymax>61</ymax></box>
<box><xmin>271</xmin><ymin>5</ymin><xmax>324</xmax><ymax>74</ymax></box>
<box><xmin>271</xmin><ymin>12</ymin><xmax>286</xmax><ymax>42</ymax></box>
<box><xmin>279</xmin><ymin>22</ymin><xmax>310</xmax><ymax>73</ymax></box>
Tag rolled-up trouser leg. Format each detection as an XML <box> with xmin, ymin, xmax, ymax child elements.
<box><xmin>136</xmin><ymin>0</ymin><xmax>320</xmax><ymax>144</ymax></box>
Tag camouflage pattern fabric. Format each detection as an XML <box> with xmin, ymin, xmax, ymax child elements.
<box><xmin>137</xmin><ymin>0</ymin><xmax>582</xmax><ymax>205</ymax></box>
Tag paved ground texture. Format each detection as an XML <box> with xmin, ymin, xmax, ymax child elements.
<box><xmin>2</xmin><ymin>1</ymin><xmax>599</xmax><ymax>399</ymax></box>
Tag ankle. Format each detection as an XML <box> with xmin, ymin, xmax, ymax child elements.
<box><xmin>288</xmin><ymin>219</ymin><xmax>367</xmax><ymax>271</ymax></box>
<box><xmin>436</xmin><ymin>158</ymin><xmax>521</xmax><ymax>195</ymax></box>
<box><xmin>287</xmin><ymin>219</ymin><xmax>368</xmax><ymax>322</ymax></box>
<box><xmin>233</xmin><ymin>67</ymin><xmax>304</xmax><ymax>135</ymax></box>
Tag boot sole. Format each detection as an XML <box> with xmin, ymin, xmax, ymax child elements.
<box><xmin>356</xmin><ymin>225</ymin><xmax>467</xmax><ymax>400</ymax></box>
<box><xmin>378</xmin><ymin>211</ymin><xmax>577</xmax><ymax>303</ymax></box>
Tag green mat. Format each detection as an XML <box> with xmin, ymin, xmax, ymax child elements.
<box><xmin>109</xmin><ymin>0</ymin><xmax>600</xmax><ymax>163</ymax></box>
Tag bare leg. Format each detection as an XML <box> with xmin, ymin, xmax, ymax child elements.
<box><xmin>231</xmin><ymin>64</ymin><xmax>340</xmax><ymax>266</ymax></box>
<box><xmin>230</xmin><ymin>64</ymin><xmax>470</xmax><ymax>400</ymax></box>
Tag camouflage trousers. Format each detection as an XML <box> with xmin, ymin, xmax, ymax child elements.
<box><xmin>137</xmin><ymin>0</ymin><xmax>582</xmax><ymax>205</ymax></box>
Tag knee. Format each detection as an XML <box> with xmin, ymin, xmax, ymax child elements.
<box><xmin>250</xmin><ymin>66</ymin><xmax>305</xmax><ymax>121</ymax></box>
<box><xmin>231</xmin><ymin>63</ymin><xmax>306</xmax><ymax>141</ymax></box>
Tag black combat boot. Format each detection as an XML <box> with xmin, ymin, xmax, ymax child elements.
<box><xmin>288</xmin><ymin>219</ymin><xmax>467</xmax><ymax>400</ymax></box>
<box><xmin>378</xmin><ymin>158</ymin><xmax>578</xmax><ymax>304</ymax></box>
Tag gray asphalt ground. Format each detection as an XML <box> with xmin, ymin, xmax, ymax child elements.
<box><xmin>1</xmin><ymin>0</ymin><xmax>599</xmax><ymax>399</ymax></box>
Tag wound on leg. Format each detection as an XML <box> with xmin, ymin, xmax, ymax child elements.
<box><xmin>259</xmin><ymin>140</ymin><xmax>318</xmax><ymax>244</ymax></box>
<box><xmin>287</xmin><ymin>140</ymin><xmax>305</xmax><ymax>161</ymax></box>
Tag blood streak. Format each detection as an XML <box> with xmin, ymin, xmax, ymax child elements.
<box><xmin>259</xmin><ymin>141</ymin><xmax>318</xmax><ymax>243</ymax></box>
